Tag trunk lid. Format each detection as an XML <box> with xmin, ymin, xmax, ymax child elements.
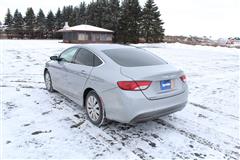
<box><xmin>121</xmin><ymin>64</ymin><xmax>185</xmax><ymax>100</ymax></box>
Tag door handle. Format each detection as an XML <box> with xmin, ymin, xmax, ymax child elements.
<box><xmin>81</xmin><ymin>70</ymin><xmax>87</xmax><ymax>75</ymax></box>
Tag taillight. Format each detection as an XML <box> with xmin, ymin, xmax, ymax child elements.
<box><xmin>180</xmin><ymin>75</ymin><xmax>187</xmax><ymax>83</ymax></box>
<box><xmin>117</xmin><ymin>81</ymin><xmax>152</xmax><ymax>91</ymax></box>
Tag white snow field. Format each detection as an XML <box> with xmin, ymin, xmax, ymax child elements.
<box><xmin>1</xmin><ymin>40</ymin><xmax>239</xmax><ymax>159</ymax></box>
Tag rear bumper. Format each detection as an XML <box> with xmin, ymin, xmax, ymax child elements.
<box><xmin>130</xmin><ymin>102</ymin><xmax>186</xmax><ymax>123</ymax></box>
<box><xmin>101</xmin><ymin>86</ymin><xmax>188</xmax><ymax>123</ymax></box>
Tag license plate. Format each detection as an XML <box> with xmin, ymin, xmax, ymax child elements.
<box><xmin>160</xmin><ymin>80</ymin><xmax>171</xmax><ymax>90</ymax></box>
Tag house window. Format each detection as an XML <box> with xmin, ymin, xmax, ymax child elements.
<box><xmin>100</xmin><ymin>34</ymin><xmax>112</xmax><ymax>41</ymax></box>
<box><xmin>78</xmin><ymin>33</ymin><xmax>88</xmax><ymax>41</ymax></box>
<box><xmin>106</xmin><ymin>34</ymin><xmax>112</xmax><ymax>41</ymax></box>
<box><xmin>100</xmin><ymin>34</ymin><xmax>107</xmax><ymax>41</ymax></box>
<box><xmin>96</xmin><ymin>34</ymin><xmax>100</xmax><ymax>41</ymax></box>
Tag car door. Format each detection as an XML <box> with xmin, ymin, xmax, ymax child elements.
<box><xmin>63</xmin><ymin>48</ymin><xmax>96</xmax><ymax>99</ymax></box>
<box><xmin>49</xmin><ymin>47</ymin><xmax>79</xmax><ymax>92</ymax></box>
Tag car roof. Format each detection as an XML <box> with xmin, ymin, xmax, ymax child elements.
<box><xmin>73</xmin><ymin>43</ymin><xmax>135</xmax><ymax>51</ymax></box>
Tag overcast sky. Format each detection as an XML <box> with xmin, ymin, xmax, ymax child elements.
<box><xmin>0</xmin><ymin>0</ymin><xmax>239</xmax><ymax>38</ymax></box>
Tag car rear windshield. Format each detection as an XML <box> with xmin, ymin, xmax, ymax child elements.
<box><xmin>103</xmin><ymin>48</ymin><xmax>166</xmax><ymax>67</ymax></box>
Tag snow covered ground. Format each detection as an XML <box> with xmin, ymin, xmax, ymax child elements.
<box><xmin>1</xmin><ymin>40</ymin><xmax>239</xmax><ymax>159</ymax></box>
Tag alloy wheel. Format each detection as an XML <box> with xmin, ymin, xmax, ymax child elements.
<box><xmin>86</xmin><ymin>95</ymin><xmax>100</xmax><ymax>121</ymax></box>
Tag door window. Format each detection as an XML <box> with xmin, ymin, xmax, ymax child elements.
<box><xmin>59</xmin><ymin>47</ymin><xmax>79</xmax><ymax>62</ymax></box>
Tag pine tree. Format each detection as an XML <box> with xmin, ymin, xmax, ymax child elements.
<box><xmin>46</xmin><ymin>10</ymin><xmax>55</xmax><ymax>38</ymax></box>
<box><xmin>4</xmin><ymin>9</ymin><xmax>13</xmax><ymax>26</ymax></box>
<box><xmin>86</xmin><ymin>2</ymin><xmax>97</xmax><ymax>26</ymax></box>
<box><xmin>62</xmin><ymin>6</ymin><xmax>67</xmax><ymax>23</ymax></box>
<box><xmin>54</xmin><ymin>8</ymin><xmax>63</xmax><ymax>39</ymax></box>
<box><xmin>85</xmin><ymin>0</ymin><xmax>119</xmax><ymax>31</ymax></box>
<box><xmin>141</xmin><ymin>0</ymin><xmax>164</xmax><ymax>42</ymax></box>
<box><xmin>70</xmin><ymin>7</ymin><xmax>79</xmax><ymax>26</ymax></box>
<box><xmin>24</xmin><ymin>7</ymin><xmax>36</xmax><ymax>38</ymax></box>
<box><xmin>86</xmin><ymin>0</ymin><xmax>101</xmax><ymax>27</ymax></box>
<box><xmin>36</xmin><ymin>9</ymin><xmax>46</xmax><ymax>38</ymax></box>
<box><xmin>4</xmin><ymin>9</ymin><xmax>13</xmax><ymax>38</ymax></box>
<box><xmin>109</xmin><ymin>0</ymin><xmax>120</xmax><ymax>42</ymax></box>
<box><xmin>55</xmin><ymin>8</ymin><xmax>63</xmax><ymax>29</ymax></box>
<box><xmin>78</xmin><ymin>2</ymin><xmax>87</xmax><ymax>24</ymax></box>
<box><xmin>118</xmin><ymin>0</ymin><xmax>142</xmax><ymax>43</ymax></box>
<box><xmin>98</xmin><ymin>0</ymin><xmax>108</xmax><ymax>28</ymax></box>
<box><xmin>12</xmin><ymin>9</ymin><xmax>24</xmax><ymax>38</ymax></box>
<box><xmin>100</xmin><ymin>0</ymin><xmax>112</xmax><ymax>29</ymax></box>
<box><xmin>62</xmin><ymin>6</ymin><xmax>74</xmax><ymax>26</ymax></box>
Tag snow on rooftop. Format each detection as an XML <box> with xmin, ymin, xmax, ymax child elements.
<box><xmin>58</xmin><ymin>24</ymin><xmax>113</xmax><ymax>33</ymax></box>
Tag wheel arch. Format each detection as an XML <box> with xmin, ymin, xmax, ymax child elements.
<box><xmin>83</xmin><ymin>88</ymin><xmax>94</xmax><ymax>107</ymax></box>
<box><xmin>44</xmin><ymin>68</ymin><xmax>48</xmax><ymax>75</ymax></box>
<box><xmin>83</xmin><ymin>87</ymin><xmax>107</xmax><ymax>125</ymax></box>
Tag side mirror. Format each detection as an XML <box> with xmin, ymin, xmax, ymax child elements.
<box><xmin>50</xmin><ymin>56</ymin><xmax>61</xmax><ymax>61</ymax></box>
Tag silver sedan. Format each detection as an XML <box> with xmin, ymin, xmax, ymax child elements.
<box><xmin>44</xmin><ymin>44</ymin><xmax>188</xmax><ymax>126</ymax></box>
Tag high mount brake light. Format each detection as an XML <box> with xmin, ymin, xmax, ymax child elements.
<box><xmin>117</xmin><ymin>81</ymin><xmax>152</xmax><ymax>91</ymax></box>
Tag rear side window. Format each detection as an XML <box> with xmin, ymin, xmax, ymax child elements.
<box><xmin>94</xmin><ymin>55</ymin><xmax>103</xmax><ymax>66</ymax></box>
<box><xmin>103</xmin><ymin>48</ymin><xmax>166</xmax><ymax>67</ymax></box>
<box><xmin>74</xmin><ymin>48</ymin><xmax>103</xmax><ymax>67</ymax></box>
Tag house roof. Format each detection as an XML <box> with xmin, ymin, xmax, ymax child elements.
<box><xmin>57</xmin><ymin>24</ymin><xmax>113</xmax><ymax>33</ymax></box>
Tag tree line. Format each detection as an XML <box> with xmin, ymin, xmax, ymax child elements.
<box><xmin>4</xmin><ymin>0</ymin><xmax>164</xmax><ymax>43</ymax></box>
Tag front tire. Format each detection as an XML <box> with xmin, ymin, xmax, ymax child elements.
<box><xmin>85</xmin><ymin>90</ymin><xmax>105</xmax><ymax>126</ymax></box>
<box><xmin>44</xmin><ymin>70</ymin><xmax>54</xmax><ymax>92</ymax></box>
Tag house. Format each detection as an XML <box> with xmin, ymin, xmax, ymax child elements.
<box><xmin>57</xmin><ymin>23</ymin><xmax>113</xmax><ymax>43</ymax></box>
<box><xmin>0</xmin><ymin>24</ymin><xmax>7</xmax><ymax>32</ymax></box>
<box><xmin>0</xmin><ymin>24</ymin><xmax>8</xmax><ymax>39</ymax></box>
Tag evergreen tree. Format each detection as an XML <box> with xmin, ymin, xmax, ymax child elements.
<box><xmin>4</xmin><ymin>8</ymin><xmax>13</xmax><ymax>26</ymax></box>
<box><xmin>86</xmin><ymin>2</ymin><xmax>98</xmax><ymax>26</ymax></box>
<box><xmin>62</xmin><ymin>6</ymin><xmax>67</xmax><ymax>23</ymax></box>
<box><xmin>86</xmin><ymin>0</ymin><xmax>103</xmax><ymax>27</ymax></box>
<box><xmin>118</xmin><ymin>0</ymin><xmax>142</xmax><ymax>43</ymax></box>
<box><xmin>70</xmin><ymin>7</ymin><xmax>79</xmax><ymax>26</ymax></box>
<box><xmin>55</xmin><ymin>8</ymin><xmax>63</xmax><ymax>29</ymax></box>
<box><xmin>4</xmin><ymin>9</ymin><xmax>13</xmax><ymax>38</ymax></box>
<box><xmin>46</xmin><ymin>10</ymin><xmax>55</xmax><ymax>38</ymax></box>
<box><xmin>109</xmin><ymin>0</ymin><xmax>120</xmax><ymax>42</ymax></box>
<box><xmin>54</xmin><ymin>8</ymin><xmax>63</xmax><ymax>39</ymax></box>
<box><xmin>78</xmin><ymin>2</ymin><xmax>87</xmax><ymax>24</ymax></box>
<box><xmin>12</xmin><ymin>9</ymin><xmax>24</xmax><ymax>38</ymax></box>
<box><xmin>141</xmin><ymin>0</ymin><xmax>164</xmax><ymax>42</ymax></box>
<box><xmin>24</xmin><ymin>7</ymin><xmax>36</xmax><ymax>38</ymax></box>
<box><xmin>86</xmin><ymin>0</ymin><xmax>118</xmax><ymax>29</ymax></box>
<box><xmin>2</xmin><ymin>0</ymin><xmax>165</xmax><ymax>41</ymax></box>
<box><xmin>100</xmin><ymin>0</ymin><xmax>112</xmax><ymax>29</ymax></box>
<box><xmin>36</xmin><ymin>9</ymin><xmax>46</xmax><ymax>38</ymax></box>
<box><xmin>62</xmin><ymin>6</ymin><xmax>74</xmax><ymax>26</ymax></box>
<box><xmin>98</xmin><ymin>0</ymin><xmax>109</xmax><ymax>28</ymax></box>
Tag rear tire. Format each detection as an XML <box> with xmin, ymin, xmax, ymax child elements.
<box><xmin>44</xmin><ymin>70</ymin><xmax>54</xmax><ymax>92</ymax></box>
<box><xmin>85</xmin><ymin>90</ymin><xmax>106</xmax><ymax>126</ymax></box>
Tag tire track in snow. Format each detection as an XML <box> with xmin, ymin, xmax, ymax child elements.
<box><xmin>101</xmin><ymin>116</ymin><xmax>239</xmax><ymax>160</ymax></box>
<box><xmin>189</xmin><ymin>102</ymin><xmax>239</xmax><ymax>120</ymax></box>
<box><xmin>165</xmin><ymin>114</ymin><xmax>240</xmax><ymax>153</ymax></box>
<box><xmin>102</xmin><ymin>122</ymin><xmax>222</xmax><ymax>159</ymax></box>
<box><xmin>69</xmin><ymin>120</ymin><xmax>142</xmax><ymax>160</ymax></box>
<box><xmin>154</xmin><ymin>119</ymin><xmax>240</xmax><ymax>160</ymax></box>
